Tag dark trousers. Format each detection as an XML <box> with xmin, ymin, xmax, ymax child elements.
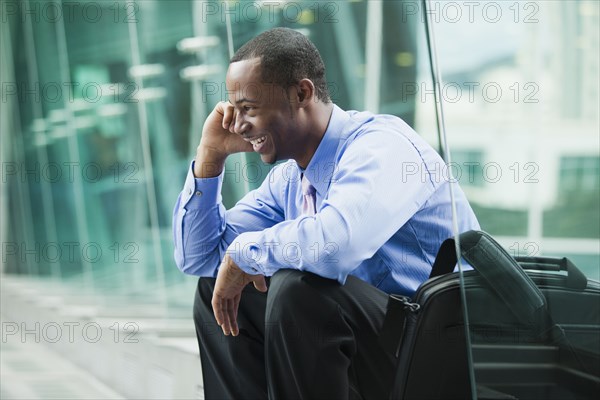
<box><xmin>193</xmin><ymin>269</ymin><xmax>397</xmax><ymax>400</ymax></box>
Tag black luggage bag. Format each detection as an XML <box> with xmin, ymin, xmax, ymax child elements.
<box><xmin>383</xmin><ymin>230</ymin><xmax>600</xmax><ymax>400</ymax></box>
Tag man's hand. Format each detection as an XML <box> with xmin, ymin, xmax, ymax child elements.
<box><xmin>194</xmin><ymin>101</ymin><xmax>253</xmax><ymax>178</ymax></box>
<box><xmin>212</xmin><ymin>254</ymin><xmax>268</xmax><ymax>336</ymax></box>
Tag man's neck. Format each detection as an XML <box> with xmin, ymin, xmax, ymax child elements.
<box><xmin>296</xmin><ymin>102</ymin><xmax>334</xmax><ymax>169</ymax></box>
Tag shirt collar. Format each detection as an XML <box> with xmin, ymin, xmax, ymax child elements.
<box><xmin>300</xmin><ymin>104</ymin><xmax>351</xmax><ymax>197</ymax></box>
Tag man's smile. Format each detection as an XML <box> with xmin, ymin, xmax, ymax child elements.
<box><xmin>246</xmin><ymin>135</ymin><xmax>268</xmax><ymax>152</ymax></box>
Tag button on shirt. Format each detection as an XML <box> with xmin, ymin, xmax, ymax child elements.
<box><xmin>173</xmin><ymin>105</ymin><xmax>479</xmax><ymax>297</ymax></box>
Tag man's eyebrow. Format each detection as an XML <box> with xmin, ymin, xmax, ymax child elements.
<box><xmin>232</xmin><ymin>98</ymin><xmax>259</xmax><ymax>105</ymax></box>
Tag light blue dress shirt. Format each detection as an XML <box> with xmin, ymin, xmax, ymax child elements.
<box><xmin>173</xmin><ymin>105</ymin><xmax>479</xmax><ymax>296</ymax></box>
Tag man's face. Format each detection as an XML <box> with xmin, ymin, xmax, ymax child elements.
<box><xmin>226</xmin><ymin>58</ymin><xmax>301</xmax><ymax>165</ymax></box>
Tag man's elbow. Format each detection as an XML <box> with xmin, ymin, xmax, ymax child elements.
<box><xmin>175</xmin><ymin>252</ymin><xmax>200</xmax><ymax>275</ymax></box>
<box><xmin>174</xmin><ymin>250</ymin><xmax>218</xmax><ymax>277</ymax></box>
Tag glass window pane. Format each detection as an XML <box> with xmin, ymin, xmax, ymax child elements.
<box><xmin>434</xmin><ymin>1</ymin><xmax>599</xmax><ymax>398</ymax></box>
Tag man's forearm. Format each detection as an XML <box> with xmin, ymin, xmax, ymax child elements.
<box><xmin>173</xmin><ymin>159</ymin><xmax>228</xmax><ymax>276</ymax></box>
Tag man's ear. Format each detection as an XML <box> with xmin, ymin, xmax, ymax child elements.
<box><xmin>296</xmin><ymin>79</ymin><xmax>315</xmax><ymax>107</ymax></box>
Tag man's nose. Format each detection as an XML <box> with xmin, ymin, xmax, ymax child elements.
<box><xmin>232</xmin><ymin>116</ymin><xmax>250</xmax><ymax>135</ymax></box>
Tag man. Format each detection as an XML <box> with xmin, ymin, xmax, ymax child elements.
<box><xmin>173</xmin><ymin>27</ymin><xmax>479</xmax><ymax>399</ymax></box>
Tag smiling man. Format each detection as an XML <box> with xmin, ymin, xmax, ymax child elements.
<box><xmin>173</xmin><ymin>27</ymin><xmax>479</xmax><ymax>399</ymax></box>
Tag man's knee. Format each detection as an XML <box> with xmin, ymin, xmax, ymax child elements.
<box><xmin>194</xmin><ymin>277</ymin><xmax>216</xmax><ymax>323</ymax></box>
<box><xmin>266</xmin><ymin>269</ymin><xmax>338</xmax><ymax>319</ymax></box>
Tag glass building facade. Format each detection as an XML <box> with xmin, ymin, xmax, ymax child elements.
<box><xmin>1</xmin><ymin>1</ymin><xmax>598</xmax><ymax>398</ymax></box>
<box><xmin>1</xmin><ymin>0</ymin><xmax>428</xmax><ymax>310</ymax></box>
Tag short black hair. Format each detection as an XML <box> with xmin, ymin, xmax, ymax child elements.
<box><xmin>230</xmin><ymin>27</ymin><xmax>330</xmax><ymax>103</ymax></box>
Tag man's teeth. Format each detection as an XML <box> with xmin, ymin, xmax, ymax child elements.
<box><xmin>251</xmin><ymin>136</ymin><xmax>266</xmax><ymax>145</ymax></box>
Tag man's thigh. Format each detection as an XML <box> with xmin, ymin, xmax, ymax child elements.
<box><xmin>266</xmin><ymin>269</ymin><xmax>397</xmax><ymax>399</ymax></box>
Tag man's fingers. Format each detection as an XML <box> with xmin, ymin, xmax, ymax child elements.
<box><xmin>231</xmin><ymin>294</ymin><xmax>241</xmax><ymax>336</ymax></box>
<box><xmin>232</xmin><ymin>294</ymin><xmax>241</xmax><ymax>323</ymax></box>
<box><xmin>226</xmin><ymin>108</ymin><xmax>237</xmax><ymax>134</ymax></box>
<box><xmin>211</xmin><ymin>258</ymin><xmax>262</xmax><ymax>337</ymax></box>
<box><xmin>221</xmin><ymin>102</ymin><xmax>234</xmax><ymax>130</ymax></box>
<box><xmin>252</xmin><ymin>275</ymin><xmax>268</xmax><ymax>292</ymax></box>
<box><xmin>228</xmin><ymin>115</ymin><xmax>237</xmax><ymax>134</ymax></box>
<box><xmin>216</xmin><ymin>296</ymin><xmax>231</xmax><ymax>335</ymax></box>
<box><xmin>212</xmin><ymin>296</ymin><xmax>241</xmax><ymax>337</ymax></box>
<box><xmin>211</xmin><ymin>295</ymin><xmax>224</xmax><ymax>327</ymax></box>
<box><xmin>213</xmin><ymin>296</ymin><xmax>237</xmax><ymax>336</ymax></box>
<box><xmin>228</xmin><ymin>298</ymin><xmax>239</xmax><ymax>336</ymax></box>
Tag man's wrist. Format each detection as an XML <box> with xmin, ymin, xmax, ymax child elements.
<box><xmin>183</xmin><ymin>161</ymin><xmax>223</xmax><ymax>210</ymax></box>
<box><xmin>194</xmin><ymin>145</ymin><xmax>227</xmax><ymax>178</ymax></box>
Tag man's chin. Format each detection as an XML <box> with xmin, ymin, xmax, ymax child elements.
<box><xmin>259</xmin><ymin>154</ymin><xmax>277</xmax><ymax>165</ymax></box>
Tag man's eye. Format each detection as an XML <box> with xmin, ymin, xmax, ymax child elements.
<box><xmin>244</xmin><ymin>106</ymin><xmax>254</xmax><ymax>112</ymax></box>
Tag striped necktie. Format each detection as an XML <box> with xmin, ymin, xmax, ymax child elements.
<box><xmin>301</xmin><ymin>174</ymin><xmax>316</xmax><ymax>216</ymax></box>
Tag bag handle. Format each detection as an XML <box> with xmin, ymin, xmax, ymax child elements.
<box><xmin>515</xmin><ymin>256</ymin><xmax>587</xmax><ymax>291</ymax></box>
<box><xmin>430</xmin><ymin>230</ymin><xmax>548</xmax><ymax>329</ymax></box>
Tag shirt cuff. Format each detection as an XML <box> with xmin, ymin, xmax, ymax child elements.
<box><xmin>228</xmin><ymin>231</ymin><xmax>269</xmax><ymax>276</ymax></box>
<box><xmin>181</xmin><ymin>161</ymin><xmax>223</xmax><ymax>210</ymax></box>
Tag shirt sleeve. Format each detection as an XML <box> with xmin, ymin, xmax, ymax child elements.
<box><xmin>172</xmin><ymin>161</ymin><xmax>284</xmax><ymax>276</ymax></box>
<box><xmin>228</xmin><ymin>130</ymin><xmax>437</xmax><ymax>284</ymax></box>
